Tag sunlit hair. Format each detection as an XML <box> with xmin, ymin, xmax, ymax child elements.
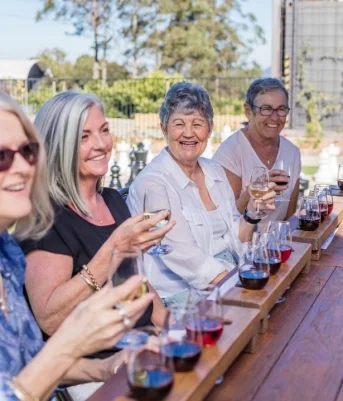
<box><xmin>245</xmin><ymin>78</ymin><xmax>289</xmax><ymax>109</ymax></box>
<box><xmin>159</xmin><ymin>81</ymin><xmax>214</xmax><ymax>131</ymax></box>
<box><xmin>0</xmin><ymin>92</ymin><xmax>54</xmax><ymax>240</ymax></box>
<box><xmin>35</xmin><ymin>91</ymin><xmax>105</xmax><ymax>217</ymax></box>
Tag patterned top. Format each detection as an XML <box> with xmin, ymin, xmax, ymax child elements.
<box><xmin>0</xmin><ymin>231</ymin><xmax>45</xmax><ymax>400</ymax></box>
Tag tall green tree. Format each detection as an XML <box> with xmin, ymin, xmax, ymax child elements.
<box><xmin>36</xmin><ymin>0</ymin><xmax>115</xmax><ymax>78</ymax></box>
<box><xmin>146</xmin><ymin>0</ymin><xmax>265</xmax><ymax>77</ymax></box>
<box><xmin>35</xmin><ymin>48</ymin><xmax>74</xmax><ymax>77</ymax></box>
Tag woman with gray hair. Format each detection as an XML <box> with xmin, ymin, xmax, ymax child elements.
<box><xmin>213</xmin><ymin>78</ymin><xmax>301</xmax><ymax>223</ymax></box>
<box><xmin>127</xmin><ymin>81</ymin><xmax>276</xmax><ymax>308</ymax></box>
<box><xmin>21</xmin><ymin>92</ymin><xmax>173</xmax><ymax>352</ymax></box>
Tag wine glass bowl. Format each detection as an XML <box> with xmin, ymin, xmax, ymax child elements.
<box><xmin>298</xmin><ymin>196</ymin><xmax>321</xmax><ymax>231</ymax></box>
<box><xmin>337</xmin><ymin>164</ymin><xmax>343</xmax><ymax>191</ymax></box>
<box><xmin>162</xmin><ymin>306</ymin><xmax>202</xmax><ymax>372</ymax></box>
<box><xmin>264</xmin><ymin>232</ymin><xmax>282</xmax><ymax>276</ymax></box>
<box><xmin>248</xmin><ymin>166</ymin><xmax>269</xmax><ymax>219</ymax></box>
<box><xmin>273</xmin><ymin>160</ymin><xmax>291</xmax><ymax>202</ymax></box>
<box><xmin>127</xmin><ymin>327</ymin><xmax>174</xmax><ymax>401</ymax></box>
<box><xmin>268</xmin><ymin>221</ymin><xmax>292</xmax><ymax>264</ymax></box>
<box><xmin>314</xmin><ymin>184</ymin><xmax>333</xmax><ymax>215</ymax></box>
<box><xmin>144</xmin><ymin>184</ymin><xmax>173</xmax><ymax>256</ymax></box>
<box><xmin>238</xmin><ymin>243</ymin><xmax>270</xmax><ymax>290</ymax></box>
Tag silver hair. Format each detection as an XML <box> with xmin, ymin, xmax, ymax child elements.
<box><xmin>245</xmin><ymin>78</ymin><xmax>289</xmax><ymax>108</ymax></box>
<box><xmin>34</xmin><ymin>91</ymin><xmax>105</xmax><ymax>217</ymax></box>
<box><xmin>0</xmin><ymin>91</ymin><xmax>54</xmax><ymax>240</ymax></box>
<box><xmin>159</xmin><ymin>81</ymin><xmax>214</xmax><ymax>130</ymax></box>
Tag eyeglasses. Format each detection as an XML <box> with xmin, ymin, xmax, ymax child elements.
<box><xmin>251</xmin><ymin>104</ymin><xmax>290</xmax><ymax>117</ymax></box>
<box><xmin>0</xmin><ymin>142</ymin><xmax>39</xmax><ymax>172</ymax></box>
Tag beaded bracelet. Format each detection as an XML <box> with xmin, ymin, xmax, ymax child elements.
<box><xmin>9</xmin><ymin>377</ymin><xmax>40</xmax><ymax>401</ymax></box>
<box><xmin>82</xmin><ymin>264</ymin><xmax>101</xmax><ymax>292</ymax></box>
<box><xmin>78</xmin><ymin>271</ymin><xmax>98</xmax><ymax>292</ymax></box>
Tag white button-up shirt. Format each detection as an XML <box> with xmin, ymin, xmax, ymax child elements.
<box><xmin>127</xmin><ymin>148</ymin><xmax>243</xmax><ymax>299</ymax></box>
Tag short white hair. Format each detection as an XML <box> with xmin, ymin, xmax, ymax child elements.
<box><xmin>35</xmin><ymin>91</ymin><xmax>105</xmax><ymax>216</ymax></box>
<box><xmin>0</xmin><ymin>91</ymin><xmax>54</xmax><ymax>240</ymax></box>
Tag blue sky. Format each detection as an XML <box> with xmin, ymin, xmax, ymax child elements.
<box><xmin>0</xmin><ymin>0</ymin><xmax>272</xmax><ymax>70</ymax></box>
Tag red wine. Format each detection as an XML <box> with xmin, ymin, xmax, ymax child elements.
<box><xmin>239</xmin><ymin>270</ymin><xmax>269</xmax><ymax>290</ymax></box>
<box><xmin>128</xmin><ymin>368</ymin><xmax>173</xmax><ymax>401</ymax></box>
<box><xmin>319</xmin><ymin>202</ymin><xmax>328</xmax><ymax>221</ymax></box>
<box><xmin>254</xmin><ymin>257</ymin><xmax>281</xmax><ymax>276</ymax></box>
<box><xmin>328</xmin><ymin>202</ymin><xmax>334</xmax><ymax>215</ymax></box>
<box><xmin>298</xmin><ymin>217</ymin><xmax>320</xmax><ymax>231</ymax></box>
<box><xmin>279</xmin><ymin>245</ymin><xmax>292</xmax><ymax>263</ymax></box>
<box><xmin>161</xmin><ymin>341</ymin><xmax>201</xmax><ymax>372</ymax></box>
<box><xmin>186</xmin><ymin>319</ymin><xmax>223</xmax><ymax>347</ymax></box>
<box><xmin>338</xmin><ymin>180</ymin><xmax>343</xmax><ymax>191</ymax></box>
<box><xmin>275</xmin><ymin>181</ymin><xmax>288</xmax><ymax>186</ymax></box>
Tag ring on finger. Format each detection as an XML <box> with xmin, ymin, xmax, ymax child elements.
<box><xmin>116</xmin><ymin>303</ymin><xmax>131</xmax><ymax>329</ymax></box>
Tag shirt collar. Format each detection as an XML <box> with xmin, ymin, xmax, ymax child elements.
<box><xmin>160</xmin><ymin>147</ymin><xmax>224</xmax><ymax>189</ymax></box>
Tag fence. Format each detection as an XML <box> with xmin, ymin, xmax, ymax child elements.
<box><xmin>0</xmin><ymin>76</ymin><xmax>256</xmax><ymax>140</ymax></box>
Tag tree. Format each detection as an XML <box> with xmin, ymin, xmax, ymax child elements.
<box><xmin>117</xmin><ymin>0</ymin><xmax>157</xmax><ymax>77</ymax></box>
<box><xmin>36</xmin><ymin>0</ymin><xmax>115</xmax><ymax>79</ymax></box>
<box><xmin>35</xmin><ymin>48</ymin><xmax>74</xmax><ymax>77</ymax></box>
<box><xmin>144</xmin><ymin>0</ymin><xmax>265</xmax><ymax>77</ymax></box>
<box><xmin>74</xmin><ymin>54</ymin><xmax>129</xmax><ymax>79</ymax></box>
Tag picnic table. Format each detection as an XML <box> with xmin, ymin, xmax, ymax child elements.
<box><xmin>85</xmin><ymin>201</ymin><xmax>343</xmax><ymax>401</ymax></box>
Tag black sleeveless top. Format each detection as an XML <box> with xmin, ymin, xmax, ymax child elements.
<box><xmin>20</xmin><ymin>188</ymin><xmax>153</xmax><ymax>358</ymax></box>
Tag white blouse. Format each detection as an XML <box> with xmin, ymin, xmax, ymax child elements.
<box><xmin>208</xmin><ymin>209</ymin><xmax>229</xmax><ymax>256</ymax></box>
<box><xmin>127</xmin><ymin>148</ymin><xmax>243</xmax><ymax>299</ymax></box>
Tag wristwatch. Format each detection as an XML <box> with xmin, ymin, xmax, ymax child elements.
<box><xmin>243</xmin><ymin>208</ymin><xmax>261</xmax><ymax>225</ymax></box>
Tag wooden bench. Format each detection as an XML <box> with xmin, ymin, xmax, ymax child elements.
<box><xmin>87</xmin><ymin>304</ymin><xmax>260</xmax><ymax>401</ymax></box>
<box><xmin>220</xmin><ymin>242</ymin><xmax>312</xmax><ymax>334</ymax></box>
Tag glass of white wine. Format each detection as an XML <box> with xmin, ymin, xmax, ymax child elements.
<box><xmin>144</xmin><ymin>184</ymin><xmax>173</xmax><ymax>256</ymax></box>
<box><xmin>248</xmin><ymin>166</ymin><xmax>269</xmax><ymax>219</ymax></box>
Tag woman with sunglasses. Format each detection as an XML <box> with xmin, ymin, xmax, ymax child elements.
<box><xmin>213</xmin><ymin>78</ymin><xmax>301</xmax><ymax>223</ymax></box>
<box><xmin>0</xmin><ymin>91</ymin><xmax>159</xmax><ymax>401</ymax></box>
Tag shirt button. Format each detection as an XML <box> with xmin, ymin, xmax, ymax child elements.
<box><xmin>3</xmin><ymin>272</ymin><xmax>11</xmax><ymax>278</ymax></box>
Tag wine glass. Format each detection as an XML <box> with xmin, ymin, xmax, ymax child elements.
<box><xmin>109</xmin><ymin>247</ymin><xmax>148</xmax><ymax>349</ymax></box>
<box><xmin>162</xmin><ymin>305</ymin><xmax>202</xmax><ymax>372</ymax></box>
<box><xmin>127</xmin><ymin>327</ymin><xmax>174</xmax><ymax>401</ymax></box>
<box><xmin>273</xmin><ymin>159</ymin><xmax>291</xmax><ymax>202</ymax></box>
<box><xmin>265</xmin><ymin>232</ymin><xmax>281</xmax><ymax>276</ymax></box>
<box><xmin>248</xmin><ymin>166</ymin><xmax>269</xmax><ymax>219</ymax></box>
<box><xmin>337</xmin><ymin>164</ymin><xmax>343</xmax><ymax>191</ymax></box>
<box><xmin>238</xmin><ymin>242</ymin><xmax>269</xmax><ymax>290</ymax></box>
<box><xmin>314</xmin><ymin>184</ymin><xmax>334</xmax><ymax>215</ymax></box>
<box><xmin>191</xmin><ymin>285</ymin><xmax>224</xmax><ymax>347</ymax></box>
<box><xmin>273</xmin><ymin>221</ymin><xmax>292</xmax><ymax>264</ymax></box>
<box><xmin>316</xmin><ymin>190</ymin><xmax>328</xmax><ymax>222</ymax></box>
<box><xmin>144</xmin><ymin>184</ymin><xmax>173</xmax><ymax>256</ymax></box>
<box><xmin>298</xmin><ymin>196</ymin><xmax>320</xmax><ymax>231</ymax></box>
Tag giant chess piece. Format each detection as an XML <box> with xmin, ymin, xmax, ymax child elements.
<box><xmin>135</xmin><ymin>142</ymin><xmax>148</xmax><ymax>174</ymax></box>
<box><xmin>126</xmin><ymin>147</ymin><xmax>137</xmax><ymax>187</ymax></box>
<box><xmin>109</xmin><ymin>161</ymin><xmax>122</xmax><ymax>190</ymax></box>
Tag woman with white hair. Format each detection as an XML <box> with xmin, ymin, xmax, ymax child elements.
<box><xmin>127</xmin><ymin>81</ymin><xmax>276</xmax><ymax>308</ymax></box>
<box><xmin>0</xmin><ymin>91</ymin><xmax>156</xmax><ymax>400</ymax></box>
<box><xmin>21</xmin><ymin>92</ymin><xmax>173</xmax><ymax>352</ymax></box>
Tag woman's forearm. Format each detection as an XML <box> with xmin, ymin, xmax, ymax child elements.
<box><xmin>14</xmin><ymin>335</ymin><xmax>77</xmax><ymax>400</ymax></box>
<box><xmin>235</xmin><ymin>189</ymin><xmax>250</xmax><ymax>214</ymax></box>
<box><xmin>238</xmin><ymin>216</ymin><xmax>255</xmax><ymax>243</ymax></box>
<box><xmin>37</xmin><ymin>241</ymin><xmax>113</xmax><ymax>335</ymax></box>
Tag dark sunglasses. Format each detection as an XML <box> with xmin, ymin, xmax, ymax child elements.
<box><xmin>0</xmin><ymin>141</ymin><xmax>40</xmax><ymax>172</ymax></box>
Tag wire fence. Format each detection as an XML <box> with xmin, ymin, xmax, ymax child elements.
<box><xmin>0</xmin><ymin>76</ymin><xmax>257</xmax><ymax>141</ymax></box>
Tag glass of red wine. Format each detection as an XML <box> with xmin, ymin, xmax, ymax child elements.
<box><xmin>275</xmin><ymin>221</ymin><xmax>292</xmax><ymax>263</ymax></box>
<box><xmin>273</xmin><ymin>159</ymin><xmax>291</xmax><ymax>202</ymax></box>
<box><xmin>239</xmin><ymin>242</ymin><xmax>270</xmax><ymax>290</ymax></box>
<box><xmin>127</xmin><ymin>327</ymin><xmax>174</xmax><ymax>401</ymax></box>
<box><xmin>337</xmin><ymin>164</ymin><xmax>343</xmax><ymax>191</ymax></box>
<box><xmin>298</xmin><ymin>196</ymin><xmax>321</xmax><ymax>231</ymax></box>
<box><xmin>314</xmin><ymin>184</ymin><xmax>334</xmax><ymax>215</ymax></box>
<box><xmin>192</xmin><ymin>284</ymin><xmax>224</xmax><ymax>348</ymax></box>
<box><xmin>263</xmin><ymin>232</ymin><xmax>281</xmax><ymax>276</ymax></box>
<box><xmin>162</xmin><ymin>305</ymin><xmax>202</xmax><ymax>372</ymax></box>
<box><xmin>314</xmin><ymin>190</ymin><xmax>328</xmax><ymax>222</ymax></box>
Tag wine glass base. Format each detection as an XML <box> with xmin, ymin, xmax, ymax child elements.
<box><xmin>246</xmin><ymin>210</ymin><xmax>268</xmax><ymax>219</ymax></box>
<box><xmin>275</xmin><ymin>296</ymin><xmax>286</xmax><ymax>304</ymax></box>
<box><xmin>147</xmin><ymin>244</ymin><xmax>173</xmax><ymax>256</ymax></box>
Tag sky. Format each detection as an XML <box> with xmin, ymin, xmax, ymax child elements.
<box><xmin>0</xmin><ymin>0</ymin><xmax>273</xmax><ymax>70</ymax></box>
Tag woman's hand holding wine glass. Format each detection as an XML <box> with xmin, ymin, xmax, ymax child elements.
<box><xmin>269</xmin><ymin>160</ymin><xmax>291</xmax><ymax>202</ymax></box>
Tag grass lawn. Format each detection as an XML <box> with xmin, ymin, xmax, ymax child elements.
<box><xmin>302</xmin><ymin>166</ymin><xmax>318</xmax><ymax>176</ymax></box>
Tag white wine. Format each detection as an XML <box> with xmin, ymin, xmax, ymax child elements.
<box><xmin>249</xmin><ymin>186</ymin><xmax>269</xmax><ymax>199</ymax></box>
<box><xmin>143</xmin><ymin>209</ymin><xmax>171</xmax><ymax>229</ymax></box>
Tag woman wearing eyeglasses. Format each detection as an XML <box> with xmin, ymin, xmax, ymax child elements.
<box><xmin>213</xmin><ymin>78</ymin><xmax>301</xmax><ymax>223</ymax></box>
